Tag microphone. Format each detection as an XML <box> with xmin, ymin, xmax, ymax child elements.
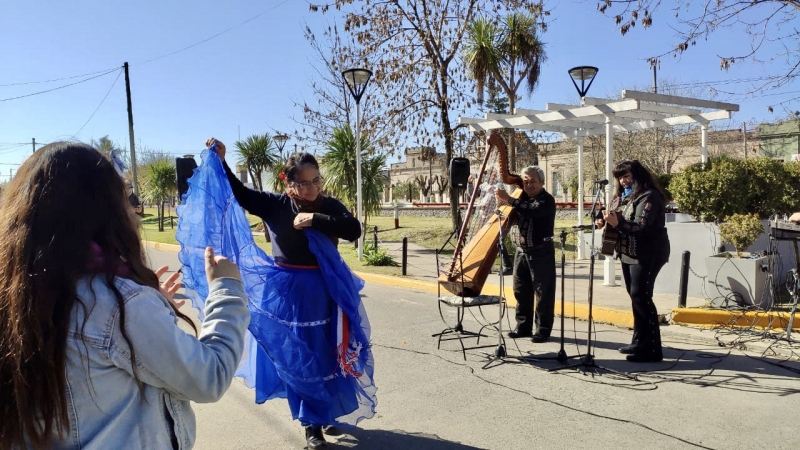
<box><xmin>495</xmin><ymin>209</ymin><xmax>507</xmax><ymax>217</ymax></box>
<box><xmin>595</xmin><ymin>179</ymin><xmax>609</xmax><ymax>186</ymax></box>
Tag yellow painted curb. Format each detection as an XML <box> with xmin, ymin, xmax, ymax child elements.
<box><xmin>673</xmin><ymin>307</ymin><xmax>798</xmax><ymax>331</ymax></box>
<box><xmin>353</xmin><ymin>272</ymin><xmax>635</xmax><ymax>329</ymax></box>
<box><xmin>143</xmin><ymin>240</ymin><xmax>181</xmax><ymax>252</ymax></box>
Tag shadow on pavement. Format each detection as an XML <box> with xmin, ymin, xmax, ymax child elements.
<box><xmin>330</xmin><ymin>428</ymin><xmax>485</xmax><ymax>449</ymax></box>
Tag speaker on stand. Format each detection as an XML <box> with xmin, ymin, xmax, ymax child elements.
<box><xmin>450</xmin><ymin>157</ymin><xmax>471</xmax><ymax>189</ymax></box>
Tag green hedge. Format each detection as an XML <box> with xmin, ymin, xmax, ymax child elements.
<box><xmin>670</xmin><ymin>156</ymin><xmax>800</xmax><ymax>222</ymax></box>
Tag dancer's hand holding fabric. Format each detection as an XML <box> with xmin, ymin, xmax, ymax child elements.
<box><xmin>205</xmin><ymin>247</ymin><xmax>241</xmax><ymax>284</ymax></box>
<box><xmin>155</xmin><ymin>265</ymin><xmax>185</xmax><ymax>308</ymax></box>
<box><xmin>206</xmin><ymin>138</ymin><xmax>226</xmax><ymax>160</ymax></box>
<box><xmin>293</xmin><ymin>212</ymin><xmax>314</xmax><ymax>229</ymax></box>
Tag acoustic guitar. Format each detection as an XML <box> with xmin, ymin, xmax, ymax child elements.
<box><xmin>600</xmin><ymin>197</ymin><xmax>621</xmax><ymax>257</ymax></box>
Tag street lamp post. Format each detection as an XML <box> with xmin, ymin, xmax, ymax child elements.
<box><xmin>274</xmin><ymin>133</ymin><xmax>289</xmax><ymax>160</ymax></box>
<box><xmin>567</xmin><ymin>66</ymin><xmax>599</xmax><ymax>261</ymax></box>
<box><xmin>342</xmin><ymin>68</ymin><xmax>372</xmax><ymax>261</ymax></box>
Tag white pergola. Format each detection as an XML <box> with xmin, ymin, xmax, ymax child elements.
<box><xmin>460</xmin><ymin>89</ymin><xmax>739</xmax><ymax>286</ymax></box>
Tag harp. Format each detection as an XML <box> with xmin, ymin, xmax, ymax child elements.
<box><xmin>438</xmin><ymin>133</ymin><xmax>524</xmax><ymax>296</ymax></box>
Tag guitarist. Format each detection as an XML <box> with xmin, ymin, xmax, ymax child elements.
<box><xmin>495</xmin><ymin>166</ymin><xmax>557</xmax><ymax>343</ymax></box>
<box><xmin>595</xmin><ymin>160</ymin><xmax>670</xmax><ymax>363</ymax></box>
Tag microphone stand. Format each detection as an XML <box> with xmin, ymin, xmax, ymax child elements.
<box><xmin>482</xmin><ymin>208</ymin><xmax>539</xmax><ymax>369</ymax></box>
<box><xmin>550</xmin><ymin>181</ymin><xmax>609</xmax><ymax>372</ymax></box>
<box><xmin>535</xmin><ymin>228</ymin><xmax>584</xmax><ymax>363</ymax></box>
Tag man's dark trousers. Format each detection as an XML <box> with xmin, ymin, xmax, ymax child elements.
<box><xmin>512</xmin><ymin>246</ymin><xmax>556</xmax><ymax>336</ymax></box>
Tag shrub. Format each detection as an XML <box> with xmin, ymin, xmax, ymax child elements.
<box><xmin>363</xmin><ymin>243</ymin><xmax>399</xmax><ymax>267</ymax></box>
<box><xmin>671</xmin><ymin>156</ymin><xmax>797</xmax><ymax>222</ymax></box>
<box><xmin>718</xmin><ymin>213</ymin><xmax>764</xmax><ymax>258</ymax></box>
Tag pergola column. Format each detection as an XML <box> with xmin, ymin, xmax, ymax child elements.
<box><xmin>701</xmin><ymin>122</ymin><xmax>709</xmax><ymax>165</ymax></box>
<box><xmin>603</xmin><ymin>116</ymin><xmax>617</xmax><ymax>286</ymax></box>
<box><xmin>577</xmin><ymin>136</ymin><xmax>585</xmax><ymax>259</ymax></box>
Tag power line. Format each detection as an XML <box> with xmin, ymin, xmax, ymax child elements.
<box><xmin>0</xmin><ymin>68</ymin><xmax>121</xmax><ymax>102</ymax></box>
<box><xmin>0</xmin><ymin>66</ymin><xmax>122</xmax><ymax>87</ymax></box>
<box><xmin>136</xmin><ymin>0</ymin><xmax>290</xmax><ymax>66</ymax></box>
<box><xmin>668</xmin><ymin>75</ymin><xmax>786</xmax><ymax>89</ymax></box>
<box><xmin>69</xmin><ymin>68</ymin><xmax>124</xmax><ymax>140</ymax></box>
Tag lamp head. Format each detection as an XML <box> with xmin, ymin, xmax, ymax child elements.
<box><xmin>342</xmin><ymin>68</ymin><xmax>373</xmax><ymax>103</ymax></box>
<box><xmin>568</xmin><ymin>66</ymin><xmax>599</xmax><ymax>98</ymax></box>
<box><xmin>274</xmin><ymin>133</ymin><xmax>289</xmax><ymax>148</ymax></box>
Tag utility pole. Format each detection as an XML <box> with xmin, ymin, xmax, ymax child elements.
<box><xmin>32</xmin><ymin>138</ymin><xmax>36</xmax><ymax>154</ymax></box>
<box><xmin>124</xmin><ymin>62</ymin><xmax>139</xmax><ymax>196</ymax></box>
<box><xmin>652</xmin><ymin>64</ymin><xmax>658</xmax><ymax>94</ymax></box>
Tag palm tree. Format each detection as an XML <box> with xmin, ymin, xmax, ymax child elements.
<box><xmin>139</xmin><ymin>158</ymin><xmax>177</xmax><ymax>232</ymax></box>
<box><xmin>268</xmin><ymin>160</ymin><xmax>288</xmax><ymax>193</ymax></box>
<box><xmin>235</xmin><ymin>133</ymin><xmax>279</xmax><ymax>241</ymax></box>
<box><xmin>235</xmin><ymin>134</ymin><xmax>278</xmax><ymax>192</ymax></box>
<box><xmin>321</xmin><ymin>124</ymin><xmax>387</xmax><ymax>224</ymax></box>
<box><xmin>465</xmin><ymin>13</ymin><xmax>547</xmax><ymax>171</ymax></box>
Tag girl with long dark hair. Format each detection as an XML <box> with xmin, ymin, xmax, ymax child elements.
<box><xmin>0</xmin><ymin>142</ymin><xmax>249</xmax><ymax>449</ymax></box>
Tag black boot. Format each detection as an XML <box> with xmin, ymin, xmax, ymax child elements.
<box><xmin>305</xmin><ymin>426</ymin><xmax>327</xmax><ymax>449</ymax></box>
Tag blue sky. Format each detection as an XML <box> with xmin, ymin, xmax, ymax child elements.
<box><xmin>1</xmin><ymin>0</ymin><xmax>797</xmax><ymax>181</ymax></box>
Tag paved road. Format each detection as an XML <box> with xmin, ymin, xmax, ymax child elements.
<box><xmin>147</xmin><ymin>247</ymin><xmax>800</xmax><ymax>450</ymax></box>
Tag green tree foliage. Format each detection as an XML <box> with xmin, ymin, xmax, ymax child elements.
<box><xmin>235</xmin><ymin>134</ymin><xmax>277</xmax><ymax>192</ymax></box>
<box><xmin>139</xmin><ymin>158</ymin><xmax>177</xmax><ymax>232</ymax></box>
<box><xmin>671</xmin><ymin>156</ymin><xmax>798</xmax><ymax>222</ymax></box>
<box><xmin>719</xmin><ymin>213</ymin><xmax>765</xmax><ymax>258</ymax></box>
<box><xmin>321</xmin><ymin>124</ymin><xmax>387</xmax><ymax>224</ymax></box>
<box><xmin>465</xmin><ymin>12</ymin><xmax>547</xmax><ymax>170</ymax></box>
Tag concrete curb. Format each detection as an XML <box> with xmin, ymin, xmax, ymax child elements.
<box><xmin>143</xmin><ymin>240</ymin><xmax>181</xmax><ymax>252</ymax></box>
<box><xmin>352</xmin><ymin>271</ymin><xmax>636</xmax><ymax>328</ymax></box>
<box><xmin>673</xmin><ymin>307</ymin><xmax>798</xmax><ymax>331</ymax></box>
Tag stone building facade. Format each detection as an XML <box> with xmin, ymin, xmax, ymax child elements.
<box><xmin>383</xmin><ymin>122</ymin><xmax>799</xmax><ymax>204</ymax></box>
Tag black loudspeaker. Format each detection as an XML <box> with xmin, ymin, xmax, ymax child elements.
<box><xmin>449</xmin><ymin>157</ymin><xmax>471</xmax><ymax>189</ymax></box>
<box><xmin>176</xmin><ymin>157</ymin><xmax>198</xmax><ymax>199</ymax></box>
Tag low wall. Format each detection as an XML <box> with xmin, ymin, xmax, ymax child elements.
<box><xmin>378</xmin><ymin>203</ymin><xmax>590</xmax><ymax>220</ymax></box>
<box><xmin>581</xmin><ymin>218</ymin><xmax>796</xmax><ymax>299</ymax></box>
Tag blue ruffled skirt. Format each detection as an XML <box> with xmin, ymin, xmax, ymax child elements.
<box><xmin>175</xmin><ymin>149</ymin><xmax>376</xmax><ymax>426</ymax></box>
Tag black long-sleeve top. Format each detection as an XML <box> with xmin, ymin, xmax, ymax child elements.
<box><xmin>223</xmin><ymin>161</ymin><xmax>362</xmax><ymax>266</ymax></box>
<box><xmin>509</xmin><ymin>189</ymin><xmax>556</xmax><ymax>252</ymax></box>
<box><xmin>611</xmin><ymin>188</ymin><xmax>670</xmax><ymax>264</ymax></box>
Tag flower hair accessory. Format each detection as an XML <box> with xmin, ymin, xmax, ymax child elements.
<box><xmin>278</xmin><ymin>172</ymin><xmax>287</xmax><ymax>182</ymax></box>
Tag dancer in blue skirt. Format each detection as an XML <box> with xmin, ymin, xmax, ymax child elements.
<box><xmin>177</xmin><ymin>138</ymin><xmax>376</xmax><ymax>450</ymax></box>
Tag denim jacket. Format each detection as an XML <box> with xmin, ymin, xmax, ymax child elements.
<box><xmin>49</xmin><ymin>275</ymin><xmax>249</xmax><ymax>449</ymax></box>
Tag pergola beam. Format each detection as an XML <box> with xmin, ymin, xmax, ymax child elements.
<box><xmin>622</xmin><ymin>89</ymin><xmax>740</xmax><ymax>112</ymax></box>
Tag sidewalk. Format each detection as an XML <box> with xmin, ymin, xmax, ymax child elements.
<box><xmin>143</xmin><ymin>240</ymin><xmax>798</xmax><ymax>344</ymax></box>
<box><xmin>370</xmin><ymin>241</ymin><xmax>799</xmax><ymax>336</ymax></box>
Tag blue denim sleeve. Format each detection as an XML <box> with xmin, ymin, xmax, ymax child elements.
<box><xmin>108</xmin><ymin>278</ymin><xmax>249</xmax><ymax>403</ymax></box>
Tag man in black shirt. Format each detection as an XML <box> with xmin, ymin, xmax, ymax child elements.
<box><xmin>495</xmin><ymin>166</ymin><xmax>556</xmax><ymax>343</ymax></box>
